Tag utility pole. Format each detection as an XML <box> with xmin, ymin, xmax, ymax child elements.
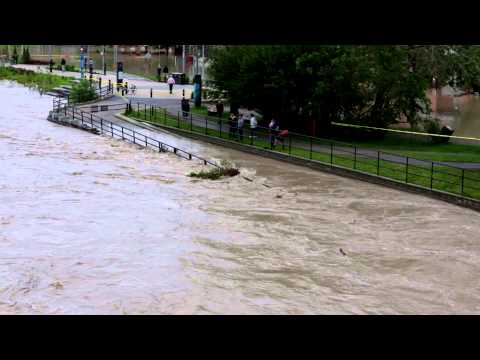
<box><xmin>182</xmin><ymin>45</ymin><xmax>185</xmax><ymax>74</ymax></box>
<box><xmin>201</xmin><ymin>45</ymin><xmax>205</xmax><ymax>79</ymax></box>
<box><xmin>80</xmin><ymin>46</ymin><xmax>85</xmax><ymax>79</ymax></box>
<box><xmin>114</xmin><ymin>45</ymin><xmax>118</xmax><ymax>71</ymax></box>
<box><xmin>196</xmin><ymin>45</ymin><xmax>199</xmax><ymax>75</ymax></box>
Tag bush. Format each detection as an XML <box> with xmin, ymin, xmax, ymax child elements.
<box><xmin>20</xmin><ymin>47</ymin><xmax>31</xmax><ymax>64</ymax></box>
<box><xmin>69</xmin><ymin>79</ymin><xmax>97</xmax><ymax>103</ymax></box>
<box><xmin>188</xmin><ymin>160</ymin><xmax>240</xmax><ymax>180</ymax></box>
<box><xmin>424</xmin><ymin>118</ymin><xmax>441</xmax><ymax>134</ymax></box>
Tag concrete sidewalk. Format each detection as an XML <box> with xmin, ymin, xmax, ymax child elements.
<box><xmin>12</xmin><ymin>64</ymin><xmax>194</xmax><ymax>99</ymax></box>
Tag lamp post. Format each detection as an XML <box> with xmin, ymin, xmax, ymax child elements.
<box><xmin>80</xmin><ymin>46</ymin><xmax>85</xmax><ymax>79</ymax></box>
<box><xmin>101</xmin><ymin>45</ymin><xmax>106</xmax><ymax>75</ymax></box>
<box><xmin>182</xmin><ymin>45</ymin><xmax>185</xmax><ymax>74</ymax></box>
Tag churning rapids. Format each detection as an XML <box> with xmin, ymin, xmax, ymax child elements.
<box><xmin>1</xmin><ymin>81</ymin><xmax>480</xmax><ymax>314</ymax></box>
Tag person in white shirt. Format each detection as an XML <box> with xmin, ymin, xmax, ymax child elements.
<box><xmin>167</xmin><ymin>75</ymin><xmax>176</xmax><ymax>94</ymax></box>
<box><xmin>249</xmin><ymin>113</ymin><xmax>257</xmax><ymax>138</ymax></box>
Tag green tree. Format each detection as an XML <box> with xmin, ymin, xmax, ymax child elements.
<box><xmin>69</xmin><ymin>79</ymin><xmax>97</xmax><ymax>103</ymax></box>
<box><xmin>208</xmin><ymin>45</ymin><xmax>480</xmax><ymax>136</ymax></box>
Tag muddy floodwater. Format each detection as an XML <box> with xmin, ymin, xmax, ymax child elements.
<box><xmin>1</xmin><ymin>81</ymin><xmax>480</xmax><ymax>314</ymax></box>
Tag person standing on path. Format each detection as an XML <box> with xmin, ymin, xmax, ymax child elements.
<box><xmin>61</xmin><ymin>58</ymin><xmax>66</xmax><ymax>72</ymax></box>
<box><xmin>228</xmin><ymin>113</ymin><xmax>237</xmax><ymax>139</ymax></box>
<box><xmin>237</xmin><ymin>113</ymin><xmax>245</xmax><ymax>142</ymax></box>
<box><xmin>49</xmin><ymin>59</ymin><xmax>54</xmax><ymax>73</ymax></box>
<box><xmin>249</xmin><ymin>113</ymin><xmax>257</xmax><ymax>138</ymax></box>
<box><xmin>167</xmin><ymin>75</ymin><xmax>176</xmax><ymax>94</ymax></box>
<box><xmin>163</xmin><ymin>65</ymin><xmax>169</xmax><ymax>82</ymax></box>
<box><xmin>269</xmin><ymin>117</ymin><xmax>279</xmax><ymax>149</ymax></box>
<box><xmin>181</xmin><ymin>96</ymin><xmax>190</xmax><ymax>118</ymax></box>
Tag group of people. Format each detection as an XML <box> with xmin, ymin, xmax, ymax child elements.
<box><xmin>228</xmin><ymin>112</ymin><xmax>257</xmax><ymax>141</ymax></box>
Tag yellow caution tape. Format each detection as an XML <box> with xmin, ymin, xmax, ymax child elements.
<box><xmin>331</xmin><ymin>122</ymin><xmax>480</xmax><ymax>142</ymax></box>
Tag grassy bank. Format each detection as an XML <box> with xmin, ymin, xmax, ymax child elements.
<box><xmin>125</xmin><ymin>108</ymin><xmax>480</xmax><ymax>200</ymax></box>
<box><xmin>0</xmin><ymin>66</ymin><xmax>74</xmax><ymax>92</ymax></box>
<box><xmin>348</xmin><ymin>137</ymin><xmax>480</xmax><ymax>163</ymax></box>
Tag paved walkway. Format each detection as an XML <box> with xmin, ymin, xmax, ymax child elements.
<box><xmin>12</xmin><ymin>64</ymin><xmax>194</xmax><ymax>99</ymax></box>
<box><xmin>79</xmin><ymin>96</ymin><xmax>480</xmax><ymax>170</ymax></box>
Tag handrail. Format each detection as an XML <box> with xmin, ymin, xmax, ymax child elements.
<box><xmin>124</xmin><ymin>101</ymin><xmax>480</xmax><ymax>200</ymax></box>
<box><xmin>53</xmin><ymin>102</ymin><xmax>220</xmax><ymax>169</ymax></box>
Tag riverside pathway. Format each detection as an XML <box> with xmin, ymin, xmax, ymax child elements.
<box><xmin>120</xmin><ymin>96</ymin><xmax>480</xmax><ymax>170</ymax></box>
<box><xmin>12</xmin><ymin>64</ymin><xmax>194</xmax><ymax>98</ymax></box>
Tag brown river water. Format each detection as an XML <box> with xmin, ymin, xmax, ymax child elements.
<box><xmin>1</xmin><ymin>81</ymin><xmax>480</xmax><ymax>314</ymax></box>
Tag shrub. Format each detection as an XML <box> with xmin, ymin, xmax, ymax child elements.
<box><xmin>20</xmin><ymin>47</ymin><xmax>31</xmax><ymax>64</ymax></box>
<box><xmin>69</xmin><ymin>79</ymin><xmax>97</xmax><ymax>103</ymax></box>
<box><xmin>188</xmin><ymin>160</ymin><xmax>240</xmax><ymax>180</ymax></box>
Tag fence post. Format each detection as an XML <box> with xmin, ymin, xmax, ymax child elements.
<box><xmin>377</xmin><ymin>151</ymin><xmax>380</xmax><ymax>175</ymax></box>
<box><xmin>405</xmin><ymin>157</ymin><xmax>409</xmax><ymax>183</ymax></box>
<box><xmin>330</xmin><ymin>142</ymin><xmax>333</xmax><ymax>165</ymax></box>
<box><xmin>110</xmin><ymin>122</ymin><xmax>113</xmax><ymax>137</ymax></box>
<box><xmin>100</xmin><ymin>117</ymin><xmax>103</xmax><ymax>133</ymax></box>
<box><xmin>190</xmin><ymin>112</ymin><xmax>193</xmax><ymax>131</ymax></box>
<box><xmin>108</xmin><ymin>79</ymin><xmax>111</xmax><ymax>92</ymax></box>
<box><xmin>121</xmin><ymin>126</ymin><xmax>124</xmax><ymax>140</ymax></box>
<box><xmin>137</xmin><ymin>103</ymin><xmax>139</xmax><ymax>114</ymax></box>
<box><xmin>164</xmin><ymin>108</ymin><xmax>167</xmax><ymax>124</ymax></box>
<box><xmin>90</xmin><ymin>113</ymin><xmax>93</xmax><ymax>128</ymax></box>
<box><xmin>354</xmin><ymin>146</ymin><xmax>357</xmax><ymax>169</ymax></box>
<box><xmin>81</xmin><ymin>111</ymin><xmax>84</xmax><ymax>124</ymax></box>
<box><xmin>144</xmin><ymin>104</ymin><xmax>147</xmax><ymax>120</ymax></box>
<box><xmin>461</xmin><ymin>168</ymin><xmax>465</xmax><ymax>195</ymax></box>
<box><xmin>430</xmin><ymin>162</ymin><xmax>434</xmax><ymax>189</ymax></box>
<box><xmin>178</xmin><ymin>112</ymin><xmax>180</xmax><ymax>128</ymax></box>
<box><xmin>309</xmin><ymin>137</ymin><xmax>313</xmax><ymax>159</ymax></box>
<box><xmin>205</xmin><ymin>116</ymin><xmax>208</xmax><ymax>135</ymax></box>
<box><xmin>99</xmin><ymin>77</ymin><xmax>102</xmax><ymax>89</ymax></box>
<box><xmin>150</xmin><ymin>88</ymin><xmax>153</xmax><ymax>98</ymax></box>
<box><xmin>288</xmin><ymin>135</ymin><xmax>291</xmax><ymax>155</ymax></box>
<box><xmin>133</xmin><ymin>130</ymin><xmax>136</xmax><ymax>144</ymax></box>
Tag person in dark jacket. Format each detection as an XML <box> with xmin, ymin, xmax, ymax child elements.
<box><xmin>181</xmin><ymin>97</ymin><xmax>190</xmax><ymax>118</ymax></box>
<box><xmin>228</xmin><ymin>113</ymin><xmax>237</xmax><ymax>139</ymax></box>
<box><xmin>49</xmin><ymin>59</ymin><xmax>54</xmax><ymax>73</ymax></box>
<box><xmin>216</xmin><ymin>101</ymin><xmax>224</xmax><ymax>119</ymax></box>
<box><xmin>60</xmin><ymin>58</ymin><xmax>66</xmax><ymax>72</ymax></box>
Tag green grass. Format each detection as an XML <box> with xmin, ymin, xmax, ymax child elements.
<box><xmin>190</xmin><ymin>105</ymin><xmax>230</xmax><ymax>120</ymax></box>
<box><xmin>0</xmin><ymin>66</ymin><xmax>74</xmax><ymax>93</ymax></box>
<box><xmin>125</xmin><ymin>108</ymin><xmax>480</xmax><ymax>200</ymax></box>
<box><xmin>350</xmin><ymin>136</ymin><xmax>480</xmax><ymax>163</ymax></box>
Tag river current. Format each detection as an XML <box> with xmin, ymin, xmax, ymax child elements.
<box><xmin>1</xmin><ymin>81</ymin><xmax>480</xmax><ymax>314</ymax></box>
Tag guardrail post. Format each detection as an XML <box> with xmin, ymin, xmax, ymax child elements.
<box><xmin>110</xmin><ymin>122</ymin><xmax>113</xmax><ymax>137</ymax></box>
<box><xmin>309</xmin><ymin>137</ymin><xmax>313</xmax><ymax>159</ymax></box>
<box><xmin>108</xmin><ymin>79</ymin><xmax>111</xmax><ymax>92</ymax></box>
<box><xmin>150</xmin><ymin>88</ymin><xmax>153</xmax><ymax>98</ymax></box>
<box><xmin>144</xmin><ymin>104</ymin><xmax>147</xmax><ymax>120</ymax></box>
<box><xmin>330</xmin><ymin>142</ymin><xmax>333</xmax><ymax>165</ymax></box>
<box><xmin>377</xmin><ymin>151</ymin><xmax>380</xmax><ymax>175</ymax></box>
<box><xmin>133</xmin><ymin>130</ymin><xmax>136</xmax><ymax>144</ymax></box>
<box><xmin>99</xmin><ymin>78</ymin><xmax>102</xmax><ymax>89</ymax></box>
<box><xmin>81</xmin><ymin>111</ymin><xmax>84</xmax><ymax>124</ymax></box>
<box><xmin>354</xmin><ymin>146</ymin><xmax>357</xmax><ymax>169</ymax></box>
<box><xmin>430</xmin><ymin>162</ymin><xmax>434</xmax><ymax>189</ymax></box>
<box><xmin>405</xmin><ymin>157</ymin><xmax>409</xmax><ymax>183</ymax></box>
<box><xmin>461</xmin><ymin>168</ymin><xmax>465</xmax><ymax>195</ymax></box>
<box><xmin>100</xmin><ymin>117</ymin><xmax>103</xmax><ymax>133</ymax></box>
<box><xmin>90</xmin><ymin>113</ymin><xmax>93</xmax><ymax>128</ymax></box>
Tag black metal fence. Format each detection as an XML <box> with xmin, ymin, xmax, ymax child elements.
<box><xmin>125</xmin><ymin>101</ymin><xmax>480</xmax><ymax>200</ymax></box>
<box><xmin>52</xmin><ymin>102</ymin><xmax>220</xmax><ymax>169</ymax></box>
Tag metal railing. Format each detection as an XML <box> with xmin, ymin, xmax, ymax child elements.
<box><xmin>52</xmin><ymin>102</ymin><xmax>220</xmax><ymax>169</ymax></box>
<box><xmin>124</xmin><ymin>101</ymin><xmax>480</xmax><ymax>200</ymax></box>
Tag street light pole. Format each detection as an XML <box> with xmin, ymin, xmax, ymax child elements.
<box><xmin>80</xmin><ymin>46</ymin><xmax>84</xmax><ymax>79</ymax></box>
<box><xmin>182</xmin><ymin>45</ymin><xmax>185</xmax><ymax>74</ymax></box>
<box><xmin>201</xmin><ymin>45</ymin><xmax>205</xmax><ymax>79</ymax></box>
